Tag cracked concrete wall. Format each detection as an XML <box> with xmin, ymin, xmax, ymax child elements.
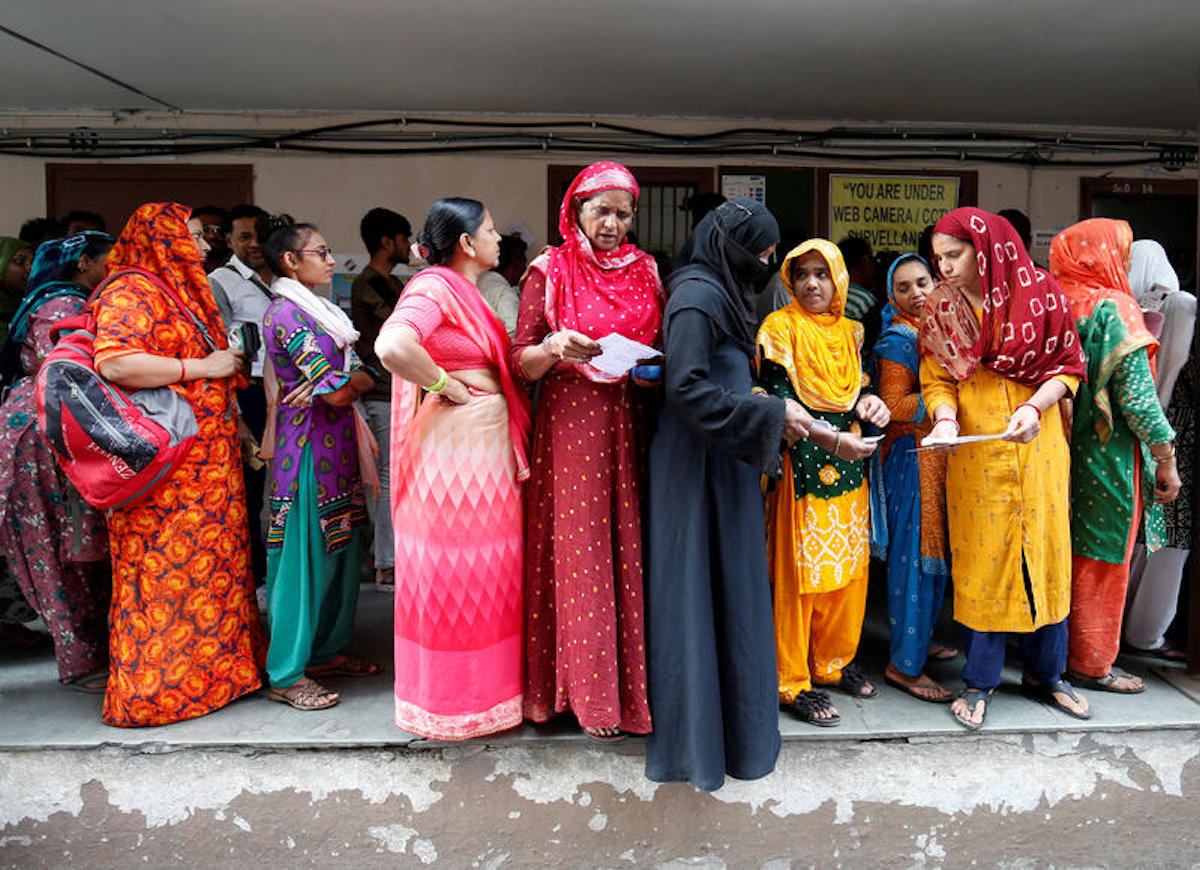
<box><xmin>2</xmin><ymin>731</ymin><xmax>1199</xmax><ymax>867</ymax></box>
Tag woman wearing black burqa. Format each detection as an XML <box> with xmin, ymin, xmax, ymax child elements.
<box><xmin>645</xmin><ymin>199</ymin><xmax>812</xmax><ymax>790</ymax></box>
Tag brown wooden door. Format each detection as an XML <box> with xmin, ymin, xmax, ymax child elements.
<box><xmin>46</xmin><ymin>163</ymin><xmax>254</xmax><ymax>233</ymax></box>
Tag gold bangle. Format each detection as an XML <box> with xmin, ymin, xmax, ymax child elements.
<box><xmin>833</xmin><ymin>431</ymin><xmax>842</xmax><ymax>457</ymax></box>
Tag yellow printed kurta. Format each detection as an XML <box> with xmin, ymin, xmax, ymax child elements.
<box><xmin>920</xmin><ymin>354</ymin><xmax>1077</xmax><ymax>632</ymax></box>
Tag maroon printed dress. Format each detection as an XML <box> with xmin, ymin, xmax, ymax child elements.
<box><xmin>514</xmin><ymin>161</ymin><xmax>663</xmax><ymax>734</ymax></box>
<box><xmin>0</xmin><ymin>294</ymin><xmax>110</xmax><ymax>681</ymax></box>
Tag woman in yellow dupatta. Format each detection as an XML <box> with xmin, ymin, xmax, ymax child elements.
<box><xmin>758</xmin><ymin>238</ymin><xmax>890</xmax><ymax>727</ymax></box>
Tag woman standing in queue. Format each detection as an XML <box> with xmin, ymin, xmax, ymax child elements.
<box><xmin>93</xmin><ymin>202</ymin><xmax>262</xmax><ymax>726</ymax></box>
<box><xmin>873</xmin><ymin>253</ymin><xmax>955</xmax><ymax>702</ymax></box>
<box><xmin>377</xmin><ymin>198</ymin><xmax>532</xmax><ymax>740</ymax></box>
<box><xmin>645</xmin><ymin>198</ymin><xmax>811</xmax><ymax>790</ymax></box>
<box><xmin>1048</xmin><ymin>219</ymin><xmax>1179</xmax><ymax>692</ymax></box>
<box><xmin>759</xmin><ymin>239</ymin><xmax>889</xmax><ymax>728</ymax></box>
<box><xmin>0</xmin><ymin>232</ymin><xmax>115</xmax><ymax>691</ymax></box>
<box><xmin>919</xmin><ymin>207</ymin><xmax>1090</xmax><ymax>730</ymax></box>
<box><xmin>1123</xmin><ymin>239</ymin><xmax>1194</xmax><ymax>660</ymax></box>
<box><xmin>259</xmin><ymin>217</ymin><xmax>379</xmax><ymax>712</ymax></box>
<box><xmin>512</xmin><ymin>162</ymin><xmax>662</xmax><ymax>742</ymax></box>
<box><xmin>0</xmin><ymin>237</ymin><xmax>34</xmax><ymax>343</ymax></box>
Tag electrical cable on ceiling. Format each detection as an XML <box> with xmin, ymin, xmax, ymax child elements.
<box><xmin>0</xmin><ymin>115</ymin><xmax>1193</xmax><ymax>169</ymax></box>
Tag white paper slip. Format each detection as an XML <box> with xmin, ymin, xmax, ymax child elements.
<box><xmin>913</xmin><ymin>432</ymin><xmax>1008</xmax><ymax>451</ymax></box>
<box><xmin>588</xmin><ymin>333</ymin><xmax>661</xmax><ymax>377</ymax></box>
<box><xmin>809</xmin><ymin>420</ymin><xmax>882</xmax><ymax>443</ymax></box>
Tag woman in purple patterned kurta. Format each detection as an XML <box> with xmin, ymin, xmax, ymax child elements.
<box><xmin>259</xmin><ymin>220</ymin><xmax>378</xmax><ymax>711</ymax></box>
<box><xmin>0</xmin><ymin>232</ymin><xmax>113</xmax><ymax>688</ymax></box>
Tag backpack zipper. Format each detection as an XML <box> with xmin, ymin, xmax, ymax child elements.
<box><xmin>62</xmin><ymin>364</ymin><xmax>130</xmax><ymax>448</ymax></box>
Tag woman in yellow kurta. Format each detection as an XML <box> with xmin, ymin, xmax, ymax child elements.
<box><xmin>758</xmin><ymin>239</ymin><xmax>890</xmax><ymax>727</ymax></box>
<box><xmin>919</xmin><ymin>208</ymin><xmax>1090</xmax><ymax>730</ymax></box>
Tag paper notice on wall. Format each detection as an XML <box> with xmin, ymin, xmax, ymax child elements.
<box><xmin>330</xmin><ymin>253</ymin><xmax>368</xmax><ymax>311</ymax></box>
<box><xmin>721</xmin><ymin>174</ymin><xmax>767</xmax><ymax>204</ymax></box>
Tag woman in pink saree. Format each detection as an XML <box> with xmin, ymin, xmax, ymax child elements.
<box><xmin>375</xmin><ymin>198</ymin><xmax>532</xmax><ymax>740</ymax></box>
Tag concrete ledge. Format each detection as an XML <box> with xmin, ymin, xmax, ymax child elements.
<box><xmin>4</xmin><ymin>584</ymin><xmax>1199</xmax><ymax>753</ymax></box>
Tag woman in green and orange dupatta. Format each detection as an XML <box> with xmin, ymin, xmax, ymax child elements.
<box><xmin>1049</xmin><ymin>218</ymin><xmax>1179</xmax><ymax>694</ymax></box>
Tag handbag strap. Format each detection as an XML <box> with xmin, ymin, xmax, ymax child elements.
<box><xmin>89</xmin><ymin>268</ymin><xmax>219</xmax><ymax>352</ymax></box>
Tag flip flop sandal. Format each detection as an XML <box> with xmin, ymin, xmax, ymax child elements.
<box><xmin>884</xmin><ymin>671</ymin><xmax>954</xmax><ymax>704</ymax></box>
<box><xmin>63</xmin><ymin>671</ymin><xmax>109</xmax><ymax>694</ymax></box>
<box><xmin>268</xmin><ymin>679</ymin><xmax>339</xmax><ymax>711</ymax></box>
<box><xmin>783</xmin><ymin>689</ymin><xmax>842</xmax><ymax>727</ymax></box>
<box><xmin>927</xmin><ymin>644</ymin><xmax>960</xmax><ymax>662</ymax></box>
<box><xmin>1065</xmin><ymin>666</ymin><xmax>1145</xmax><ymax>695</ymax></box>
<box><xmin>814</xmin><ymin>662</ymin><xmax>878</xmax><ymax>699</ymax></box>
<box><xmin>1022</xmin><ymin>678</ymin><xmax>1093</xmax><ymax>719</ymax></box>
<box><xmin>1127</xmin><ymin>642</ymin><xmax>1187</xmax><ymax>663</ymax></box>
<box><xmin>952</xmin><ymin>687</ymin><xmax>993</xmax><ymax>730</ymax></box>
<box><xmin>582</xmin><ymin>727</ymin><xmax>627</xmax><ymax>744</ymax></box>
<box><xmin>306</xmin><ymin>654</ymin><xmax>383</xmax><ymax>679</ymax></box>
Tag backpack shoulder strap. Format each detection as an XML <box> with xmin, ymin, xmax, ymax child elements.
<box><xmin>92</xmin><ymin>268</ymin><xmax>218</xmax><ymax>351</ymax></box>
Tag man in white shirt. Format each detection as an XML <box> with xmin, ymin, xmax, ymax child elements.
<box><xmin>209</xmin><ymin>205</ymin><xmax>272</xmax><ymax>377</ymax></box>
<box><xmin>208</xmin><ymin>204</ymin><xmax>272</xmax><ymax>585</ymax></box>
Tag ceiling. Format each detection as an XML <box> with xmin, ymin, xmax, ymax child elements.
<box><xmin>1</xmin><ymin>0</ymin><xmax>1198</xmax><ymax>131</ymax></box>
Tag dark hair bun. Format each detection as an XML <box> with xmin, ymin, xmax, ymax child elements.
<box><xmin>420</xmin><ymin>198</ymin><xmax>485</xmax><ymax>266</ymax></box>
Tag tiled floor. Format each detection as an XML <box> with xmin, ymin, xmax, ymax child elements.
<box><xmin>2</xmin><ymin>583</ymin><xmax>1197</xmax><ymax>750</ymax></box>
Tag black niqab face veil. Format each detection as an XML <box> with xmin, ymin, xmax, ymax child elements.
<box><xmin>671</xmin><ymin>197</ymin><xmax>781</xmax><ymax>352</ymax></box>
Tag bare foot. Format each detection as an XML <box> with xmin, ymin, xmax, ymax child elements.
<box><xmin>885</xmin><ymin>664</ymin><xmax>952</xmax><ymax>702</ymax></box>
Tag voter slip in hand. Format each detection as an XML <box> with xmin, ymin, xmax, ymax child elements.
<box><xmin>913</xmin><ymin>432</ymin><xmax>1008</xmax><ymax>451</ymax></box>
<box><xmin>588</xmin><ymin>333</ymin><xmax>661</xmax><ymax>378</ymax></box>
<box><xmin>808</xmin><ymin>419</ymin><xmax>883</xmax><ymax>442</ymax></box>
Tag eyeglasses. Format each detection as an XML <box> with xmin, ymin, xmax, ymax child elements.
<box><xmin>201</xmin><ymin>224</ymin><xmax>223</xmax><ymax>236</ymax></box>
<box><xmin>296</xmin><ymin>247</ymin><xmax>335</xmax><ymax>261</ymax></box>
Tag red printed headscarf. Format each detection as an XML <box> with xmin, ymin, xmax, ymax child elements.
<box><xmin>919</xmin><ymin>207</ymin><xmax>1085</xmax><ymax>386</ymax></box>
<box><xmin>105</xmin><ymin>202</ymin><xmax>227</xmax><ymax>344</ymax></box>
<box><xmin>534</xmin><ymin>162</ymin><xmax>663</xmax><ymax>383</ymax></box>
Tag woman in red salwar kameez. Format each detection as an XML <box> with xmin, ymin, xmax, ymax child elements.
<box><xmin>513</xmin><ymin>162</ymin><xmax>663</xmax><ymax>741</ymax></box>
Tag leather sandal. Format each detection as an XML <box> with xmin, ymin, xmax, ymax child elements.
<box><xmin>783</xmin><ymin>689</ymin><xmax>842</xmax><ymax>727</ymax></box>
<box><xmin>306</xmin><ymin>654</ymin><xmax>382</xmax><ymax>679</ymax></box>
<box><xmin>268</xmin><ymin>678</ymin><xmax>339</xmax><ymax>711</ymax></box>
<box><xmin>1065</xmin><ymin>666</ymin><xmax>1144</xmax><ymax>695</ymax></box>
<box><xmin>813</xmin><ymin>662</ymin><xmax>878</xmax><ymax>698</ymax></box>
<box><xmin>63</xmin><ymin>670</ymin><xmax>109</xmax><ymax>694</ymax></box>
<box><xmin>1022</xmin><ymin>677</ymin><xmax>1093</xmax><ymax>718</ymax></box>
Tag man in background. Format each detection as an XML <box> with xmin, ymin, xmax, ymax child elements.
<box><xmin>61</xmin><ymin>210</ymin><xmax>105</xmax><ymax>234</ymax></box>
<box><xmin>351</xmin><ymin>207</ymin><xmax>411</xmax><ymax>590</ymax></box>
<box><xmin>18</xmin><ymin>218</ymin><xmax>62</xmax><ymax>247</ymax></box>
<box><xmin>477</xmin><ymin>233</ymin><xmax>527</xmax><ymax>337</ymax></box>
<box><xmin>193</xmin><ymin>205</ymin><xmax>231</xmax><ymax>271</ymax></box>
<box><xmin>208</xmin><ymin>204</ymin><xmax>272</xmax><ymax>587</ymax></box>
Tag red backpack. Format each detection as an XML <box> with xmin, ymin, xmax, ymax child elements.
<box><xmin>35</xmin><ymin>269</ymin><xmax>215</xmax><ymax>510</ymax></box>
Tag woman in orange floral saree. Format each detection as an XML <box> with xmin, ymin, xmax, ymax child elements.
<box><xmin>93</xmin><ymin>202</ymin><xmax>264</xmax><ymax>727</ymax></box>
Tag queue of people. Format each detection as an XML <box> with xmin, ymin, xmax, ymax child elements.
<box><xmin>0</xmin><ymin>162</ymin><xmax>1192</xmax><ymax>793</ymax></box>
